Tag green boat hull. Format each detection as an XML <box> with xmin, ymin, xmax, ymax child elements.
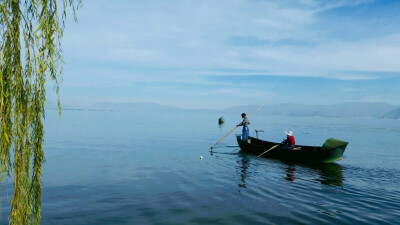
<box><xmin>236</xmin><ymin>135</ymin><xmax>348</xmax><ymax>163</ymax></box>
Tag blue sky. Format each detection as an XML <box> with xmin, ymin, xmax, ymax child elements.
<box><xmin>54</xmin><ymin>0</ymin><xmax>400</xmax><ymax>109</ymax></box>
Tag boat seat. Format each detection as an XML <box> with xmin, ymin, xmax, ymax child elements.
<box><xmin>293</xmin><ymin>147</ymin><xmax>301</xmax><ymax>151</ymax></box>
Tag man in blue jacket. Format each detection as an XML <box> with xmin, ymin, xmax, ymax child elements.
<box><xmin>237</xmin><ymin>113</ymin><xmax>250</xmax><ymax>141</ymax></box>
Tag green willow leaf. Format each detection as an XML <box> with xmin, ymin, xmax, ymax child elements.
<box><xmin>0</xmin><ymin>0</ymin><xmax>81</xmax><ymax>224</ymax></box>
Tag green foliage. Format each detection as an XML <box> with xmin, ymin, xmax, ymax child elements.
<box><xmin>0</xmin><ymin>0</ymin><xmax>80</xmax><ymax>224</ymax></box>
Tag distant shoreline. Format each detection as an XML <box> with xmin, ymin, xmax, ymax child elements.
<box><xmin>45</xmin><ymin>101</ymin><xmax>400</xmax><ymax>119</ymax></box>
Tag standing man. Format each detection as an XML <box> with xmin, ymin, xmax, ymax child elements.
<box><xmin>237</xmin><ymin>113</ymin><xmax>250</xmax><ymax>141</ymax></box>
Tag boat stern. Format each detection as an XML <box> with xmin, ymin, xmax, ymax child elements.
<box><xmin>320</xmin><ymin>138</ymin><xmax>349</xmax><ymax>163</ymax></box>
<box><xmin>322</xmin><ymin>138</ymin><xmax>349</xmax><ymax>150</ymax></box>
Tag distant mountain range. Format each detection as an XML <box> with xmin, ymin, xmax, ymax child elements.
<box><xmin>91</xmin><ymin>102</ymin><xmax>182</xmax><ymax>112</ymax></box>
<box><xmin>46</xmin><ymin>101</ymin><xmax>400</xmax><ymax>119</ymax></box>
<box><xmin>223</xmin><ymin>102</ymin><xmax>399</xmax><ymax>119</ymax></box>
<box><xmin>382</xmin><ymin>107</ymin><xmax>400</xmax><ymax>119</ymax></box>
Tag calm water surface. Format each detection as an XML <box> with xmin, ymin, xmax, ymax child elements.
<box><xmin>1</xmin><ymin>110</ymin><xmax>400</xmax><ymax>224</ymax></box>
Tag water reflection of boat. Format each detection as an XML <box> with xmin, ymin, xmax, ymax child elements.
<box><xmin>282</xmin><ymin>162</ymin><xmax>344</xmax><ymax>187</ymax></box>
<box><xmin>236</xmin><ymin>135</ymin><xmax>348</xmax><ymax>163</ymax></box>
<box><xmin>236</xmin><ymin>153</ymin><xmax>343</xmax><ymax>188</ymax></box>
<box><xmin>303</xmin><ymin>162</ymin><xmax>343</xmax><ymax>187</ymax></box>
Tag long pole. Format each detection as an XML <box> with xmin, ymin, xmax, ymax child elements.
<box><xmin>210</xmin><ymin>93</ymin><xmax>278</xmax><ymax>151</ymax></box>
<box><xmin>248</xmin><ymin>92</ymin><xmax>279</xmax><ymax>118</ymax></box>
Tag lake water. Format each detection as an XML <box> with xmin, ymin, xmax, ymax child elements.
<box><xmin>1</xmin><ymin>110</ymin><xmax>400</xmax><ymax>224</ymax></box>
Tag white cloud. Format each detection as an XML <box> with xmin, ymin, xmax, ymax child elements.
<box><xmin>58</xmin><ymin>0</ymin><xmax>400</xmax><ymax>107</ymax></box>
<box><xmin>312</xmin><ymin>0</ymin><xmax>375</xmax><ymax>13</ymax></box>
<box><xmin>63</xmin><ymin>0</ymin><xmax>400</xmax><ymax>81</ymax></box>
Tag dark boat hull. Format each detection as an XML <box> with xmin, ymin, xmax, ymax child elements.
<box><xmin>236</xmin><ymin>135</ymin><xmax>348</xmax><ymax>163</ymax></box>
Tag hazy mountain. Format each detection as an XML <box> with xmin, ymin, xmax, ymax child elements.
<box><xmin>223</xmin><ymin>102</ymin><xmax>397</xmax><ymax>118</ymax></box>
<box><xmin>45</xmin><ymin>100</ymin><xmax>76</xmax><ymax>110</ymax></box>
<box><xmin>90</xmin><ymin>102</ymin><xmax>220</xmax><ymax>113</ymax></box>
<box><xmin>53</xmin><ymin>101</ymin><xmax>398</xmax><ymax>119</ymax></box>
<box><xmin>382</xmin><ymin>107</ymin><xmax>400</xmax><ymax>119</ymax></box>
<box><xmin>91</xmin><ymin>102</ymin><xmax>181</xmax><ymax>112</ymax></box>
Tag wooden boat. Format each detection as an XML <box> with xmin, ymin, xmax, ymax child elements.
<box><xmin>236</xmin><ymin>135</ymin><xmax>348</xmax><ymax>163</ymax></box>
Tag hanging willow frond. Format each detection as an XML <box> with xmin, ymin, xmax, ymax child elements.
<box><xmin>0</xmin><ymin>0</ymin><xmax>81</xmax><ymax>224</ymax></box>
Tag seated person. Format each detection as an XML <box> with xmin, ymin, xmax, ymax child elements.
<box><xmin>281</xmin><ymin>131</ymin><xmax>295</xmax><ymax>150</ymax></box>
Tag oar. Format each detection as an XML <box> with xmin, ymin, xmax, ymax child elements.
<box><xmin>210</xmin><ymin>93</ymin><xmax>279</xmax><ymax>151</ymax></box>
<box><xmin>257</xmin><ymin>144</ymin><xmax>280</xmax><ymax>157</ymax></box>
